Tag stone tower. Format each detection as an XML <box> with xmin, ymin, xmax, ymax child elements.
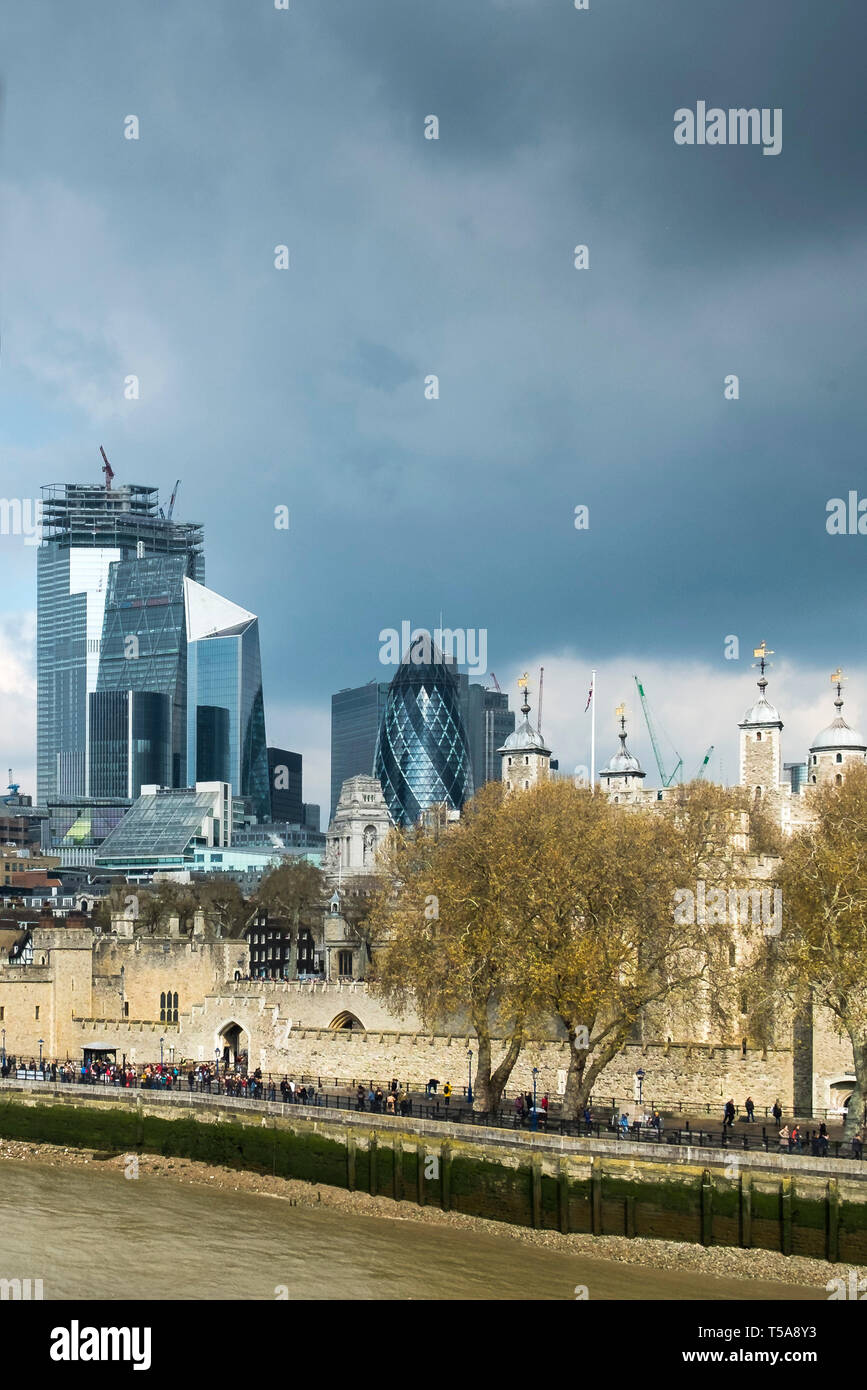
<box><xmin>807</xmin><ymin>669</ymin><xmax>867</xmax><ymax>788</ymax></box>
<box><xmin>498</xmin><ymin>674</ymin><xmax>550</xmax><ymax>791</ymax></box>
<box><xmin>738</xmin><ymin>643</ymin><xmax>783</xmax><ymax>801</ymax></box>
<box><xmin>325</xmin><ymin>774</ymin><xmax>393</xmax><ymax>881</ymax></box>
<box><xmin>599</xmin><ymin>704</ymin><xmax>646</xmax><ymax>796</ymax></box>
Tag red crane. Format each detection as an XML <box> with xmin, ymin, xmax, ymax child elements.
<box><xmin>99</xmin><ymin>446</ymin><xmax>114</xmax><ymax>490</ymax></box>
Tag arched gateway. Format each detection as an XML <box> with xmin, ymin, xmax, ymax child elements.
<box><xmin>217</xmin><ymin>1021</ymin><xmax>249</xmax><ymax>1070</ymax></box>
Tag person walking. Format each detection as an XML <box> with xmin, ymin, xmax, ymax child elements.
<box><xmin>779</xmin><ymin>1123</ymin><xmax>790</xmax><ymax>1151</ymax></box>
<box><xmin>791</xmin><ymin>1124</ymin><xmax>802</xmax><ymax>1153</ymax></box>
<box><xmin>745</xmin><ymin>1095</ymin><xmax>755</xmax><ymax>1122</ymax></box>
<box><xmin>852</xmin><ymin>1132</ymin><xmax>863</xmax><ymax>1160</ymax></box>
<box><xmin>442</xmin><ymin>1081</ymin><xmax>452</xmax><ymax>1108</ymax></box>
<box><xmin>772</xmin><ymin>1098</ymin><xmax>783</xmax><ymax>1126</ymax></box>
<box><xmin>724</xmin><ymin>1098</ymin><xmax>736</xmax><ymax>1129</ymax></box>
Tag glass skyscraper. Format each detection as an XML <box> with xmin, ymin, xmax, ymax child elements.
<box><xmin>330</xmin><ymin>681</ymin><xmax>391</xmax><ymax>821</ymax></box>
<box><xmin>374</xmin><ymin>649</ymin><xmax>474</xmax><ymax>826</ymax></box>
<box><xmin>467</xmin><ymin>684</ymin><xmax>515</xmax><ymax>788</ymax></box>
<box><xmin>88</xmin><ymin>551</ymin><xmax>190</xmax><ymax>796</ymax></box>
<box><xmin>37</xmin><ymin>481</ymin><xmax>203</xmax><ymax>803</ymax></box>
<box><xmin>184</xmin><ymin>577</ymin><xmax>271</xmax><ymax>822</ymax></box>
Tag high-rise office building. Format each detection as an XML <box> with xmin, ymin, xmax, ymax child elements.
<box><xmin>374</xmin><ymin>649</ymin><xmax>474</xmax><ymax>827</ymax></box>
<box><xmin>267</xmin><ymin>747</ymin><xmax>303</xmax><ymax>824</ymax></box>
<box><xmin>184</xmin><ymin>577</ymin><xmax>270</xmax><ymax>822</ymax></box>
<box><xmin>330</xmin><ymin>681</ymin><xmax>390</xmax><ymax>821</ymax></box>
<box><xmin>88</xmin><ymin>689</ymin><xmax>170</xmax><ymax>798</ymax></box>
<box><xmin>467</xmin><ymin>684</ymin><xmax>515</xmax><ymax>789</ymax></box>
<box><xmin>88</xmin><ymin>551</ymin><xmax>191</xmax><ymax>797</ymax></box>
<box><xmin>37</xmin><ymin>481</ymin><xmax>203</xmax><ymax>803</ymax></box>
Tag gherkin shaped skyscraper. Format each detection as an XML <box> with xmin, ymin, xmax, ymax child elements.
<box><xmin>374</xmin><ymin>646</ymin><xmax>474</xmax><ymax>826</ymax></box>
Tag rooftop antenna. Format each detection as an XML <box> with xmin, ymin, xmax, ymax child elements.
<box><xmin>99</xmin><ymin>445</ymin><xmax>114</xmax><ymax>491</ymax></box>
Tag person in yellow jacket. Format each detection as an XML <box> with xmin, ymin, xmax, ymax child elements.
<box><xmin>442</xmin><ymin>1081</ymin><xmax>452</xmax><ymax>1108</ymax></box>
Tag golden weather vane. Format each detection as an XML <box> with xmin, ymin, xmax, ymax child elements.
<box><xmin>517</xmin><ymin>672</ymin><xmax>529</xmax><ymax>689</ymax></box>
<box><xmin>615</xmin><ymin>702</ymin><xmax>626</xmax><ymax>719</ymax></box>
<box><xmin>752</xmin><ymin>641</ymin><xmax>775</xmax><ymax>677</ymax></box>
<box><xmin>831</xmin><ymin>667</ymin><xmax>845</xmax><ymax>685</ymax></box>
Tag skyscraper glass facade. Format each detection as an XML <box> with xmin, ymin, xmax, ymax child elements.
<box><xmin>330</xmin><ymin>682</ymin><xmax>390</xmax><ymax>821</ymax></box>
<box><xmin>37</xmin><ymin>483</ymin><xmax>203</xmax><ymax>804</ymax></box>
<box><xmin>88</xmin><ymin>689</ymin><xmax>170</xmax><ymax>798</ymax></box>
<box><xmin>185</xmin><ymin>581</ymin><xmax>270</xmax><ymax>823</ymax></box>
<box><xmin>374</xmin><ymin>654</ymin><xmax>474</xmax><ymax>826</ymax></box>
<box><xmin>91</xmin><ymin>552</ymin><xmax>189</xmax><ymax>793</ymax></box>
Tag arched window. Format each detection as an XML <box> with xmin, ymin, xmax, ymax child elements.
<box><xmin>836</xmin><ymin>753</ymin><xmax>843</xmax><ymax>763</ymax></box>
<box><xmin>812</xmin><ymin>774</ymin><xmax>817</xmax><ymax>783</ymax></box>
<box><xmin>756</xmin><ymin>732</ymin><xmax>762</xmax><ymax>741</ymax></box>
<box><xmin>754</xmin><ymin>786</ymin><xmax>762</xmax><ymax>800</ymax></box>
<box><xmin>523</xmin><ymin>780</ymin><xmax>529</xmax><ymax>789</ymax></box>
<box><xmin>172</xmin><ymin>991</ymin><xmax>179</xmax><ymax>1023</ymax></box>
<box><xmin>524</xmin><ymin>755</ymin><xmax>529</xmax><ymax>765</ymax></box>
<box><xmin>836</xmin><ymin>774</ymin><xmax>843</xmax><ymax>786</ymax></box>
<box><xmin>159</xmin><ymin>991</ymin><xmax>166</xmax><ymax>1022</ymax></box>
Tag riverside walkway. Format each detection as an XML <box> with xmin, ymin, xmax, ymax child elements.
<box><xmin>1</xmin><ymin>1075</ymin><xmax>865</xmax><ymax>1183</ymax></box>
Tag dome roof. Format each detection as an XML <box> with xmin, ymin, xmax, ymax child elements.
<box><xmin>740</xmin><ymin>695</ymin><xmax>782</xmax><ymax>726</ymax></box>
<box><xmin>810</xmin><ymin>707</ymin><xmax>866</xmax><ymax>754</ymax></box>
<box><xmin>500</xmin><ymin>716</ymin><xmax>550</xmax><ymax>755</ymax></box>
<box><xmin>600</xmin><ymin>711</ymin><xmax>645</xmax><ymax>780</ymax></box>
<box><xmin>739</xmin><ymin>672</ymin><xmax>782</xmax><ymax>728</ymax></box>
<box><xmin>603</xmin><ymin>749</ymin><xmax>643</xmax><ymax>775</ymax></box>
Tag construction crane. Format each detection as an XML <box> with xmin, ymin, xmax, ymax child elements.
<box><xmin>694</xmin><ymin>745</ymin><xmax>714</xmax><ymax>780</ymax></box>
<box><xmin>538</xmin><ymin>666</ymin><xmax>544</xmax><ymax>733</ymax></box>
<box><xmin>489</xmin><ymin>672</ymin><xmax>502</xmax><ymax>693</ymax></box>
<box><xmin>633</xmin><ymin>675</ymin><xmax>683</xmax><ymax>787</ymax></box>
<box><xmin>3</xmin><ymin>769</ymin><xmax>19</xmax><ymax>802</ymax></box>
<box><xmin>99</xmin><ymin>445</ymin><xmax>114</xmax><ymax>490</ymax></box>
<box><xmin>159</xmin><ymin>480</ymin><xmax>181</xmax><ymax>521</ymax></box>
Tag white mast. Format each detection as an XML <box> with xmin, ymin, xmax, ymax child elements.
<box><xmin>590</xmin><ymin>668</ymin><xmax>597</xmax><ymax>793</ymax></box>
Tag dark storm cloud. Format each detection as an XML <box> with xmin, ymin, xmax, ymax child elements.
<box><xmin>1</xmin><ymin>0</ymin><xmax>866</xmax><ymax>804</ymax></box>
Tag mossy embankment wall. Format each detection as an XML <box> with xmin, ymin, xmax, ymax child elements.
<box><xmin>1</xmin><ymin>1088</ymin><xmax>865</xmax><ymax>1262</ymax></box>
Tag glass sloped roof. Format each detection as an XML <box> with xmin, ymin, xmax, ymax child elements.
<box><xmin>96</xmin><ymin>788</ymin><xmax>215</xmax><ymax>860</ymax></box>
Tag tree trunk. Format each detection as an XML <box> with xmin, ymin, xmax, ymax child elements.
<box><xmin>470</xmin><ymin>1029</ymin><xmax>523</xmax><ymax>1114</ymax></box>
<box><xmin>560</xmin><ymin>1023</ymin><xmax>624</xmax><ymax>1122</ymax></box>
<box><xmin>844</xmin><ymin>1031</ymin><xmax>867</xmax><ymax>1140</ymax></box>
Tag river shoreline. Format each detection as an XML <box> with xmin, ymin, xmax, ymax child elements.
<box><xmin>0</xmin><ymin>1136</ymin><xmax>855</xmax><ymax>1293</ymax></box>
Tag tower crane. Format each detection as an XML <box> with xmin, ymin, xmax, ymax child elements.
<box><xmin>633</xmin><ymin>675</ymin><xmax>683</xmax><ymax>787</ymax></box>
<box><xmin>694</xmin><ymin>745</ymin><xmax>714</xmax><ymax>780</ymax></box>
<box><xmin>99</xmin><ymin>445</ymin><xmax>114</xmax><ymax>490</ymax></box>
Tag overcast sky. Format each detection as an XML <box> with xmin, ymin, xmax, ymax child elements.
<box><xmin>1</xmin><ymin>0</ymin><xmax>865</xmax><ymax>816</ymax></box>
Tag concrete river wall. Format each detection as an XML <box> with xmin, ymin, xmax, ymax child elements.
<box><xmin>1</xmin><ymin>1081</ymin><xmax>865</xmax><ymax>1262</ymax></box>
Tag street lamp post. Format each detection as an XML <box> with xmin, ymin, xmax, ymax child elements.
<box><xmin>532</xmin><ymin>1067</ymin><xmax>540</xmax><ymax>1132</ymax></box>
<box><xmin>1</xmin><ymin>1027</ymin><xmax>5</xmax><ymax>1068</ymax></box>
<box><xmin>215</xmin><ymin>1047</ymin><xmax>220</xmax><ymax>1081</ymax></box>
<box><xmin>38</xmin><ymin>1039</ymin><xmax>44</xmax><ymax>1073</ymax></box>
<box><xmin>636</xmin><ymin>1068</ymin><xmax>645</xmax><ymax>1107</ymax></box>
<box><xmin>159</xmin><ymin>1036</ymin><xmax>164</xmax><ymax>1066</ymax></box>
<box><xmin>466</xmin><ymin>1049</ymin><xmax>473</xmax><ymax>1106</ymax></box>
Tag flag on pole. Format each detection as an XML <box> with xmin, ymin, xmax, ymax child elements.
<box><xmin>584</xmin><ymin>677</ymin><xmax>594</xmax><ymax>713</ymax></box>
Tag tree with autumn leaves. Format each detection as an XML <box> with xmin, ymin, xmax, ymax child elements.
<box><xmin>366</xmin><ymin>778</ymin><xmax>761</xmax><ymax>1115</ymax></box>
<box><xmin>773</xmin><ymin>766</ymin><xmax>867</xmax><ymax>1138</ymax></box>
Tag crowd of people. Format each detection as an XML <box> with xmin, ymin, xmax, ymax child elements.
<box><xmin>0</xmin><ymin>1056</ymin><xmax>864</xmax><ymax>1158</ymax></box>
